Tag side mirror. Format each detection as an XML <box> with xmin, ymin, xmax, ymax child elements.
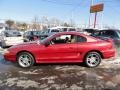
<box><xmin>44</xmin><ymin>42</ymin><xmax>50</xmax><ymax>47</ymax></box>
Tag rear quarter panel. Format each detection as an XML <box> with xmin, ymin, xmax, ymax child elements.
<box><xmin>77</xmin><ymin>41</ymin><xmax>114</xmax><ymax>61</ymax></box>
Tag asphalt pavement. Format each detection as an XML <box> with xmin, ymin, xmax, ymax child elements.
<box><xmin>0</xmin><ymin>47</ymin><xmax>120</xmax><ymax>90</ymax></box>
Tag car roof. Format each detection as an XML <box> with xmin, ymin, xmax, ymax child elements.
<box><xmin>50</xmin><ymin>32</ymin><xmax>90</xmax><ymax>38</ymax></box>
<box><xmin>100</xmin><ymin>29</ymin><xmax>119</xmax><ymax>31</ymax></box>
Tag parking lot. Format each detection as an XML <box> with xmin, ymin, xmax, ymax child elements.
<box><xmin>0</xmin><ymin>46</ymin><xmax>119</xmax><ymax>90</ymax></box>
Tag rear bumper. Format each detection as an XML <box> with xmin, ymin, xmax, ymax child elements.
<box><xmin>102</xmin><ymin>48</ymin><xmax>116</xmax><ymax>59</ymax></box>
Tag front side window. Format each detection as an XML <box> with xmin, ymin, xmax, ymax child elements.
<box><xmin>50</xmin><ymin>34</ymin><xmax>86</xmax><ymax>45</ymax></box>
<box><xmin>51</xmin><ymin>35</ymin><xmax>71</xmax><ymax>44</ymax></box>
<box><xmin>76</xmin><ymin>35</ymin><xmax>87</xmax><ymax>42</ymax></box>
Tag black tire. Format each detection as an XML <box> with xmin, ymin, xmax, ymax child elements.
<box><xmin>17</xmin><ymin>52</ymin><xmax>35</xmax><ymax>68</ymax></box>
<box><xmin>84</xmin><ymin>52</ymin><xmax>101</xmax><ymax>68</ymax></box>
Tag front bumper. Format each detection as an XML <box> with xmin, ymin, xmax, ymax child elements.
<box><xmin>4</xmin><ymin>51</ymin><xmax>16</xmax><ymax>62</ymax></box>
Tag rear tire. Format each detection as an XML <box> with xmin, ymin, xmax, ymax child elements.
<box><xmin>17</xmin><ymin>52</ymin><xmax>35</xmax><ymax>68</ymax></box>
<box><xmin>84</xmin><ymin>52</ymin><xmax>101</xmax><ymax>68</ymax></box>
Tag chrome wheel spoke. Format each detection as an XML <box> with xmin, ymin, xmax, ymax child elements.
<box><xmin>86</xmin><ymin>53</ymin><xmax>100</xmax><ymax>67</ymax></box>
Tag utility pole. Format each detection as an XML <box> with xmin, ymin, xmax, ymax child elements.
<box><xmin>88</xmin><ymin>0</ymin><xmax>93</xmax><ymax>28</ymax></box>
<box><xmin>94</xmin><ymin>12</ymin><xmax>97</xmax><ymax>28</ymax></box>
<box><xmin>100</xmin><ymin>10</ymin><xmax>104</xmax><ymax>29</ymax></box>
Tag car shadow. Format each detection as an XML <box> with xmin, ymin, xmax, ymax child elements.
<box><xmin>34</xmin><ymin>63</ymin><xmax>86</xmax><ymax>67</ymax></box>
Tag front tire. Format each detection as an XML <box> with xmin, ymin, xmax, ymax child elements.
<box><xmin>84</xmin><ymin>52</ymin><xmax>101</xmax><ymax>68</ymax></box>
<box><xmin>17</xmin><ymin>52</ymin><xmax>35</xmax><ymax>68</ymax></box>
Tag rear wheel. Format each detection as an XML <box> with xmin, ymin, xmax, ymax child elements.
<box><xmin>17</xmin><ymin>52</ymin><xmax>35</xmax><ymax>68</ymax></box>
<box><xmin>84</xmin><ymin>52</ymin><xmax>101</xmax><ymax>68</ymax></box>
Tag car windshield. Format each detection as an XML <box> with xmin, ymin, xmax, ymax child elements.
<box><xmin>40</xmin><ymin>33</ymin><xmax>55</xmax><ymax>43</ymax></box>
<box><xmin>32</xmin><ymin>31</ymin><xmax>42</xmax><ymax>35</ymax></box>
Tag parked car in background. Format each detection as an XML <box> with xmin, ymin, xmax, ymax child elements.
<box><xmin>43</xmin><ymin>26</ymin><xmax>79</xmax><ymax>34</ymax></box>
<box><xmin>23</xmin><ymin>30</ymin><xmax>48</xmax><ymax>42</ymax></box>
<box><xmin>91</xmin><ymin>29</ymin><xmax>120</xmax><ymax>46</ymax></box>
<box><xmin>42</xmin><ymin>26</ymin><xmax>80</xmax><ymax>38</ymax></box>
<box><xmin>83</xmin><ymin>28</ymin><xmax>98</xmax><ymax>35</ymax></box>
<box><xmin>4</xmin><ymin>32</ymin><xmax>115</xmax><ymax>68</ymax></box>
<box><xmin>1</xmin><ymin>30</ymin><xmax>24</xmax><ymax>48</ymax></box>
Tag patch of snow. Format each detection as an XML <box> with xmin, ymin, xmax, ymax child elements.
<box><xmin>41</xmin><ymin>76</ymin><xmax>57</xmax><ymax>80</ymax></box>
<box><xmin>70</xmin><ymin>84</ymin><xmax>83</xmax><ymax>90</ymax></box>
<box><xmin>112</xmin><ymin>75</ymin><xmax>120</xmax><ymax>84</ymax></box>
<box><xmin>39</xmin><ymin>84</ymin><xmax>48</xmax><ymax>89</ymax></box>
<box><xmin>105</xmin><ymin>81</ymin><xmax>116</xmax><ymax>88</ymax></box>
<box><xmin>5</xmin><ymin>77</ymin><xmax>39</xmax><ymax>89</ymax></box>
<box><xmin>5</xmin><ymin>78</ymin><xmax>18</xmax><ymax>87</ymax></box>
<box><xmin>0</xmin><ymin>80</ymin><xmax>3</xmax><ymax>85</ymax></box>
<box><xmin>55</xmin><ymin>65</ymin><xmax>85</xmax><ymax>71</ymax></box>
<box><xmin>17</xmin><ymin>80</ymin><xmax>39</xmax><ymax>89</ymax></box>
<box><xmin>19</xmin><ymin>71</ymin><xmax>39</xmax><ymax>75</ymax></box>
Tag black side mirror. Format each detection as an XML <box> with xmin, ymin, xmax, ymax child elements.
<box><xmin>44</xmin><ymin>42</ymin><xmax>50</xmax><ymax>47</ymax></box>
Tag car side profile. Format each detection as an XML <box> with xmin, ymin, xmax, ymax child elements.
<box><xmin>4</xmin><ymin>32</ymin><xmax>116</xmax><ymax>68</ymax></box>
<box><xmin>23</xmin><ymin>31</ymin><xmax>48</xmax><ymax>42</ymax></box>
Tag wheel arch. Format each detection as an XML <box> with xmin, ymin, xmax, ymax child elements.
<box><xmin>83</xmin><ymin>50</ymin><xmax>104</xmax><ymax>60</ymax></box>
<box><xmin>16</xmin><ymin>50</ymin><xmax>36</xmax><ymax>62</ymax></box>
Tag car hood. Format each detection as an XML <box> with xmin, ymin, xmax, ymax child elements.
<box><xmin>9</xmin><ymin>40</ymin><xmax>43</xmax><ymax>50</ymax></box>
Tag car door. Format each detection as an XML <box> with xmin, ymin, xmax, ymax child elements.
<box><xmin>75</xmin><ymin>35</ymin><xmax>88</xmax><ymax>62</ymax></box>
<box><xmin>39</xmin><ymin>34</ymin><xmax>78</xmax><ymax>63</ymax></box>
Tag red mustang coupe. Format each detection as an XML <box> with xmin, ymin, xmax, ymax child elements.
<box><xmin>4</xmin><ymin>32</ymin><xmax>116</xmax><ymax>68</ymax></box>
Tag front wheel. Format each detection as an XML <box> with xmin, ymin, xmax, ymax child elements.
<box><xmin>84</xmin><ymin>52</ymin><xmax>101</xmax><ymax>68</ymax></box>
<box><xmin>17</xmin><ymin>52</ymin><xmax>35</xmax><ymax>68</ymax></box>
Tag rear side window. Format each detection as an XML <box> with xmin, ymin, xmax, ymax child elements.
<box><xmin>100</xmin><ymin>30</ymin><xmax>119</xmax><ymax>38</ymax></box>
<box><xmin>77</xmin><ymin>35</ymin><xmax>87</xmax><ymax>42</ymax></box>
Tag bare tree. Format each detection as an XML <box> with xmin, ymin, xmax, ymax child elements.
<box><xmin>63</xmin><ymin>22</ymin><xmax>70</xmax><ymax>27</ymax></box>
<box><xmin>49</xmin><ymin>18</ymin><xmax>61</xmax><ymax>27</ymax></box>
<box><xmin>5</xmin><ymin>20</ymin><xmax>15</xmax><ymax>29</ymax></box>
<box><xmin>32</xmin><ymin>16</ymin><xmax>40</xmax><ymax>30</ymax></box>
